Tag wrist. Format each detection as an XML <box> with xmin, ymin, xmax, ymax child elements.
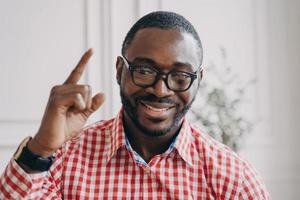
<box><xmin>14</xmin><ymin>136</ymin><xmax>55</xmax><ymax>172</ymax></box>
<box><xmin>28</xmin><ymin>137</ymin><xmax>57</xmax><ymax>158</ymax></box>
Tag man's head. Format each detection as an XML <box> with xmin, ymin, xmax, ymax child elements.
<box><xmin>116</xmin><ymin>11</ymin><xmax>203</xmax><ymax>137</ymax></box>
<box><xmin>122</xmin><ymin>11</ymin><xmax>203</xmax><ymax>65</ymax></box>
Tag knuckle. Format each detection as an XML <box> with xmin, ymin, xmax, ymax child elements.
<box><xmin>50</xmin><ymin>85</ymin><xmax>60</xmax><ymax>95</ymax></box>
<box><xmin>71</xmin><ymin>69</ymin><xmax>77</xmax><ymax>74</ymax></box>
<box><xmin>72</xmin><ymin>69</ymin><xmax>82</xmax><ymax>76</ymax></box>
<box><xmin>49</xmin><ymin>96</ymin><xmax>59</xmax><ymax>107</ymax></box>
<box><xmin>83</xmin><ymin>85</ymin><xmax>91</xmax><ymax>92</ymax></box>
<box><xmin>74</xmin><ymin>93</ymin><xmax>82</xmax><ymax>100</ymax></box>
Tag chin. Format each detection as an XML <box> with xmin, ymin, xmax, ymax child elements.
<box><xmin>134</xmin><ymin>115</ymin><xmax>182</xmax><ymax>137</ymax></box>
<box><xmin>135</xmin><ymin>122</ymin><xmax>174</xmax><ymax>137</ymax></box>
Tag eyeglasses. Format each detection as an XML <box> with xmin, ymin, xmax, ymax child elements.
<box><xmin>121</xmin><ymin>56</ymin><xmax>201</xmax><ymax>92</ymax></box>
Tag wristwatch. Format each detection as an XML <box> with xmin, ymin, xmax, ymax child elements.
<box><xmin>14</xmin><ymin>136</ymin><xmax>55</xmax><ymax>171</ymax></box>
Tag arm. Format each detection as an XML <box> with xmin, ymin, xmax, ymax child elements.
<box><xmin>0</xmin><ymin>49</ymin><xmax>104</xmax><ymax>199</ymax></box>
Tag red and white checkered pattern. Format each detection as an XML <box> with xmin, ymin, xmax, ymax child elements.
<box><xmin>0</xmin><ymin>109</ymin><xmax>270</xmax><ymax>199</ymax></box>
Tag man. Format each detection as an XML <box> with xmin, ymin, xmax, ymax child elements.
<box><xmin>0</xmin><ymin>11</ymin><xmax>270</xmax><ymax>199</ymax></box>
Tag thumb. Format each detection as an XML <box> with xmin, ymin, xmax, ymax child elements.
<box><xmin>84</xmin><ymin>93</ymin><xmax>105</xmax><ymax>118</ymax></box>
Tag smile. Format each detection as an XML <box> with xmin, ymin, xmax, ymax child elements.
<box><xmin>140</xmin><ymin>100</ymin><xmax>175</xmax><ymax>113</ymax></box>
<box><xmin>142</xmin><ymin>102</ymin><xmax>173</xmax><ymax>112</ymax></box>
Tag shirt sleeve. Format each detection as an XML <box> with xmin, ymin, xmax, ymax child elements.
<box><xmin>238</xmin><ymin>161</ymin><xmax>271</xmax><ymax>200</ymax></box>
<box><xmin>0</xmin><ymin>148</ymin><xmax>64</xmax><ymax>199</ymax></box>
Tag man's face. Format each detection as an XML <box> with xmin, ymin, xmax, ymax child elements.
<box><xmin>117</xmin><ymin>28</ymin><xmax>202</xmax><ymax>137</ymax></box>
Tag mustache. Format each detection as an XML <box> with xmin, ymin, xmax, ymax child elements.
<box><xmin>135</xmin><ymin>94</ymin><xmax>177</xmax><ymax>105</ymax></box>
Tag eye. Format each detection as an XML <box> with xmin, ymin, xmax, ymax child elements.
<box><xmin>169</xmin><ymin>72</ymin><xmax>192</xmax><ymax>89</ymax></box>
<box><xmin>133</xmin><ymin>66</ymin><xmax>156</xmax><ymax>75</ymax></box>
<box><xmin>170</xmin><ymin>72</ymin><xmax>190</xmax><ymax>81</ymax></box>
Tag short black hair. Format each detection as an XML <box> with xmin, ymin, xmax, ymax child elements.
<box><xmin>122</xmin><ymin>11</ymin><xmax>203</xmax><ymax>65</ymax></box>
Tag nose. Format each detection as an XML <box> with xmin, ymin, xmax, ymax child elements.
<box><xmin>145</xmin><ymin>78</ymin><xmax>174</xmax><ymax>98</ymax></box>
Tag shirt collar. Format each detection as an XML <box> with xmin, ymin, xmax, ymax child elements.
<box><xmin>173</xmin><ymin>118</ymin><xmax>194</xmax><ymax>166</ymax></box>
<box><xmin>106</xmin><ymin>108</ymin><xmax>127</xmax><ymax>163</ymax></box>
<box><xmin>106</xmin><ymin>108</ymin><xmax>194</xmax><ymax>167</ymax></box>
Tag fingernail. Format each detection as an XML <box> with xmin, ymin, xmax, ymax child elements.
<box><xmin>88</xmin><ymin>48</ymin><xmax>94</xmax><ymax>54</ymax></box>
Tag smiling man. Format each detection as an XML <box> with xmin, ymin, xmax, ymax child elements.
<box><xmin>119</xmin><ymin>27</ymin><xmax>202</xmax><ymax>163</ymax></box>
<box><xmin>0</xmin><ymin>11</ymin><xmax>270</xmax><ymax>199</ymax></box>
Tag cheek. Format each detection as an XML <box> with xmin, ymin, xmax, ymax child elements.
<box><xmin>178</xmin><ymin>93</ymin><xmax>192</xmax><ymax>106</ymax></box>
<box><xmin>178</xmin><ymin>86</ymin><xmax>198</xmax><ymax>106</ymax></box>
<box><xmin>120</xmin><ymin>70</ymin><xmax>141</xmax><ymax>97</ymax></box>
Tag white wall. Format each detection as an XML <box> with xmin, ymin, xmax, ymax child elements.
<box><xmin>0</xmin><ymin>0</ymin><xmax>299</xmax><ymax>199</ymax></box>
<box><xmin>0</xmin><ymin>0</ymin><xmax>87</xmax><ymax>169</ymax></box>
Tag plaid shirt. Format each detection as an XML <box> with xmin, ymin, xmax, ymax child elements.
<box><xmin>0</xmin><ymin>109</ymin><xmax>270</xmax><ymax>199</ymax></box>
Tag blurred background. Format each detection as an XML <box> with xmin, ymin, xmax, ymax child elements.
<box><xmin>0</xmin><ymin>0</ymin><xmax>299</xmax><ymax>199</ymax></box>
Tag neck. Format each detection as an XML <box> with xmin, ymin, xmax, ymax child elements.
<box><xmin>123</xmin><ymin>112</ymin><xmax>182</xmax><ymax>163</ymax></box>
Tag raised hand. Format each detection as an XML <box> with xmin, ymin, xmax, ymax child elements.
<box><xmin>28</xmin><ymin>49</ymin><xmax>105</xmax><ymax>157</ymax></box>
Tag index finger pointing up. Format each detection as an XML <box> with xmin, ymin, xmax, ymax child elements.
<box><xmin>64</xmin><ymin>48</ymin><xmax>93</xmax><ymax>84</ymax></box>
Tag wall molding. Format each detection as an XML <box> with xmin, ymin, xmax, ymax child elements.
<box><xmin>252</xmin><ymin>0</ymin><xmax>271</xmax><ymax>131</ymax></box>
<box><xmin>0</xmin><ymin>122</ymin><xmax>38</xmax><ymax>146</ymax></box>
<box><xmin>83</xmin><ymin>0</ymin><xmax>114</xmax><ymax>121</ymax></box>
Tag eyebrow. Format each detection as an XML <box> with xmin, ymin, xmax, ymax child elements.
<box><xmin>131</xmin><ymin>57</ymin><xmax>194</xmax><ymax>71</ymax></box>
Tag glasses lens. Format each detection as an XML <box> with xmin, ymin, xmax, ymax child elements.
<box><xmin>132</xmin><ymin>67</ymin><xmax>157</xmax><ymax>86</ymax></box>
<box><xmin>168</xmin><ymin>72</ymin><xmax>192</xmax><ymax>91</ymax></box>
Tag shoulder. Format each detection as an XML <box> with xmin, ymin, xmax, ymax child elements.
<box><xmin>83</xmin><ymin>118</ymin><xmax>115</xmax><ymax>134</ymax></box>
<box><xmin>63</xmin><ymin>118</ymin><xmax>115</xmax><ymax>155</ymax></box>
<box><xmin>189</xmin><ymin>124</ymin><xmax>270</xmax><ymax>198</ymax></box>
<box><xmin>189</xmin><ymin>123</ymin><xmax>243</xmax><ymax>168</ymax></box>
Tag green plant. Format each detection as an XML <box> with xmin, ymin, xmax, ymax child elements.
<box><xmin>190</xmin><ymin>47</ymin><xmax>255</xmax><ymax>151</ymax></box>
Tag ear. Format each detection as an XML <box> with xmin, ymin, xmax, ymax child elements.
<box><xmin>116</xmin><ymin>56</ymin><xmax>123</xmax><ymax>85</ymax></box>
<box><xmin>197</xmin><ymin>68</ymin><xmax>204</xmax><ymax>87</ymax></box>
<box><xmin>200</xmin><ymin>68</ymin><xmax>203</xmax><ymax>80</ymax></box>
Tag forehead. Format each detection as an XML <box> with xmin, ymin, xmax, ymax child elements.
<box><xmin>125</xmin><ymin>28</ymin><xmax>201</xmax><ymax>71</ymax></box>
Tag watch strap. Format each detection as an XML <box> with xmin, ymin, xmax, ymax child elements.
<box><xmin>14</xmin><ymin>137</ymin><xmax>55</xmax><ymax>171</ymax></box>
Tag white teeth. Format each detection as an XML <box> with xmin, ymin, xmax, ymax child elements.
<box><xmin>142</xmin><ymin>103</ymin><xmax>170</xmax><ymax>112</ymax></box>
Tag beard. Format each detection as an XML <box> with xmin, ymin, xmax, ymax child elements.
<box><xmin>120</xmin><ymin>90</ymin><xmax>195</xmax><ymax>137</ymax></box>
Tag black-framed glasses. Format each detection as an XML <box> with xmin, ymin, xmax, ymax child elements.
<box><xmin>121</xmin><ymin>55</ymin><xmax>201</xmax><ymax>92</ymax></box>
